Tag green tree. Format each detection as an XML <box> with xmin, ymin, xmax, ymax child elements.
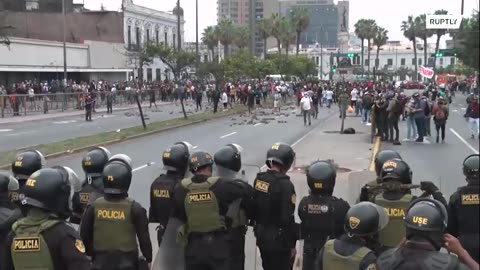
<box><xmin>415</xmin><ymin>14</ymin><xmax>433</xmax><ymax>68</ymax></box>
<box><xmin>258</xmin><ymin>19</ymin><xmax>272</xmax><ymax>59</ymax></box>
<box><xmin>373</xmin><ymin>26</ymin><xmax>388</xmax><ymax>70</ymax></box>
<box><xmin>364</xmin><ymin>19</ymin><xmax>377</xmax><ymax>75</ymax></box>
<box><xmin>289</xmin><ymin>7</ymin><xmax>310</xmax><ymax>55</ymax></box>
<box><xmin>216</xmin><ymin>19</ymin><xmax>235</xmax><ymax>58</ymax></box>
<box><xmin>233</xmin><ymin>26</ymin><xmax>250</xmax><ymax>50</ymax></box>
<box><xmin>249</xmin><ymin>58</ymin><xmax>274</xmax><ymax>80</ymax></box>
<box><xmin>288</xmin><ymin>56</ymin><xmax>317</xmax><ymax>79</ymax></box>
<box><xmin>269</xmin><ymin>13</ymin><xmax>284</xmax><ymax>55</ymax></box>
<box><xmin>0</xmin><ymin>10</ymin><xmax>12</xmax><ymax>46</ymax></box>
<box><xmin>354</xmin><ymin>19</ymin><xmax>370</xmax><ymax>74</ymax></box>
<box><xmin>202</xmin><ymin>26</ymin><xmax>218</xmax><ymax>61</ymax></box>
<box><xmin>401</xmin><ymin>16</ymin><xmax>418</xmax><ymax>81</ymax></box>
<box><xmin>432</xmin><ymin>9</ymin><xmax>449</xmax><ymax>72</ymax></box>
<box><xmin>280</xmin><ymin>17</ymin><xmax>296</xmax><ymax>57</ymax></box>
<box><xmin>222</xmin><ymin>51</ymin><xmax>253</xmax><ymax>80</ymax></box>
<box><xmin>456</xmin><ymin>11</ymin><xmax>479</xmax><ymax>71</ymax></box>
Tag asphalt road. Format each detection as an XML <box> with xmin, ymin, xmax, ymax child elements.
<box><xmin>0</xmin><ymin>101</ymin><xmax>206</xmax><ymax>151</ymax></box>
<box><xmin>382</xmin><ymin>94</ymin><xmax>479</xmax><ymax>200</ymax></box>
<box><xmin>41</xmin><ymin>103</ymin><xmax>338</xmax><ymax>270</ymax></box>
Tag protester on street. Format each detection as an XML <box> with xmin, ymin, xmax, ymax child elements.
<box><xmin>432</xmin><ymin>97</ymin><xmax>449</xmax><ymax>143</ymax></box>
<box><xmin>465</xmin><ymin>95</ymin><xmax>479</xmax><ymax>139</ymax></box>
<box><xmin>300</xmin><ymin>92</ymin><xmax>313</xmax><ymax>126</ymax></box>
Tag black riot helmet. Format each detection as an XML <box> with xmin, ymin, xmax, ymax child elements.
<box><xmin>102</xmin><ymin>154</ymin><xmax>133</xmax><ymax>195</ymax></box>
<box><xmin>11</xmin><ymin>150</ymin><xmax>45</xmax><ymax>181</ymax></box>
<box><xmin>82</xmin><ymin>146</ymin><xmax>111</xmax><ymax>177</ymax></box>
<box><xmin>162</xmin><ymin>141</ymin><xmax>193</xmax><ymax>173</ymax></box>
<box><xmin>374</xmin><ymin>150</ymin><xmax>402</xmax><ymax>177</ymax></box>
<box><xmin>344</xmin><ymin>202</ymin><xmax>389</xmax><ymax>237</ymax></box>
<box><xmin>380</xmin><ymin>159</ymin><xmax>412</xmax><ymax>184</ymax></box>
<box><xmin>189</xmin><ymin>150</ymin><xmax>214</xmax><ymax>173</ymax></box>
<box><xmin>306</xmin><ymin>160</ymin><xmax>337</xmax><ymax>195</ymax></box>
<box><xmin>463</xmin><ymin>154</ymin><xmax>479</xmax><ymax>184</ymax></box>
<box><xmin>22</xmin><ymin>167</ymin><xmax>82</xmax><ymax>219</ymax></box>
<box><xmin>0</xmin><ymin>170</ymin><xmax>19</xmax><ymax>193</ymax></box>
<box><xmin>266</xmin><ymin>142</ymin><xmax>296</xmax><ymax>171</ymax></box>
<box><xmin>405</xmin><ymin>198</ymin><xmax>448</xmax><ymax>250</ymax></box>
<box><xmin>214</xmin><ymin>144</ymin><xmax>243</xmax><ymax>172</ymax></box>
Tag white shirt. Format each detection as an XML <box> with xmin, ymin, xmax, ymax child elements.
<box><xmin>351</xmin><ymin>88</ymin><xmax>358</xmax><ymax>101</ymax></box>
<box><xmin>221</xmin><ymin>92</ymin><xmax>228</xmax><ymax>103</ymax></box>
<box><xmin>325</xmin><ymin>90</ymin><xmax>334</xmax><ymax>100</ymax></box>
<box><xmin>300</xmin><ymin>96</ymin><xmax>312</xmax><ymax>110</ymax></box>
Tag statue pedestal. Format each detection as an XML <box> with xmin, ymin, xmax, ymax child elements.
<box><xmin>337</xmin><ymin>32</ymin><xmax>349</xmax><ymax>53</ymax></box>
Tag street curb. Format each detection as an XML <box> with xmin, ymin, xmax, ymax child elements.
<box><xmin>0</xmin><ymin>109</ymin><xmax>245</xmax><ymax>170</ymax></box>
<box><xmin>369</xmin><ymin>136</ymin><xmax>382</xmax><ymax>172</ymax></box>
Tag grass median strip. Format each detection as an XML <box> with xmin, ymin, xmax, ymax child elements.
<box><xmin>0</xmin><ymin>106</ymin><xmax>248</xmax><ymax>167</ymax></box>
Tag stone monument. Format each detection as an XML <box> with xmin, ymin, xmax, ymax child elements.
<box><xmin>337</xmin><ymin>2</ymin><xmax>350</xmax><ymax>54</ymax></box>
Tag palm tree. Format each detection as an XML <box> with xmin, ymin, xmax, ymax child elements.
<box><xmin>216</xmin><ymin>19</ymin><xmax>235</xmax><ymax>58</ymax></box>
<box><xmin>364</xmin><ymin>19</ymin><xmax>377</xmax><ymax>75</ymax></box>
<box><xmin>373</xmin><ymin>26</ymin><xmax>388</xmax><ymax>70</ymax></box>
<box><xmin>289</xmin><ymin>7</ymin><xmax>310</xmax><ymax>55</ymax></box>
<box><xmin>258</xmin><ymin>19</ymin><xmax>272</xmax><ymax>59</ymax></box>
<box><xmin>280</xmin><ymin>17</ymin><xmax>296</xmax><ymax>56</ymax></box>
<box><xmin>269</xmin><ymin>13</ymin><xmax>283</xmax><ymax>55</ymax></box>
<box><xmin>415</xmin><ymin>14</ymin><xmax>433</xmax><ymax>68</ymax></box>
<box><xmin>354</xmin><ymin>19</ymin><xmax>369</xmax><ymax>74</ymax></box>
<box><xmin>201</xmin><ymin>26</ymin><xmax>218</xmax><ymax>60</ymax></box>
<box><xmin>233</xmin><ymin>26</ymin><xmax>250</xmax><ymax>50</ymax></box>
<box><xmin>401</xmin><ymin>16</ymin><xmax>418</xmax><ymax>81</ymax></box>
<box><xmin>432</xmin><ymin>9</ymin><xmax>449</xmax><ymax>72</ymax></box>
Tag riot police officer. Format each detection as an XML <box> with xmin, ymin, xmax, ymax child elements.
<box><xmin>171</xmin><ymin>150</ymin><xmax>247</xmax><ymax>270</ymax></box>
<box><xmin>71</xmin><ymin>146</ymin><xmax>111</xmax><ymax>224</ymax></box>
<box><xmin>0</xmin><ymin>171</ymin><xmax>22</xmax><ymax>256</ymax></box>
<box><xmin>317</xmin><ymin>202</ymin><xmax>389</xmax><ymax>270</ymax></box>
<box><xmin>298</xmin><ymin>160</ymin><xmax>350</xmax><ymax>270</ymax></box>
<box><xmin>448</xmin><ymin>154</ymin><xmax>480</xmax><ymax>263</ymax></box>
<box><xmin>358</xmin><ymin>149</ymin><xmax>402</xmax><ymax>202</ymax></box>
<box><xmin>10</xmin><ymin>150</ymin><xmax>45</xmax><ymax>204</ymax></box>
<box><xmin>214</xmin><ymin>143</ymin><xmax>254</xmax><ymax>270</ymax></box>
<box><xmin>377</xmin><ymin>198</ymin><xmax>478</xmax><ymax>270</ymax></box>
<box><xmin>1</xmin><ymin>166</ymin><xmax>91</xmax><ymax>270</ymax></box>
<box><xmin>253</xmin><ymin>142</ymin><xmax>298</xmax><ymax>270</ymax></box>
<box><xmin>80</xmin><ymin>154</ymin><xmax>153</xmax><ymax>270</ymax></box>
<box><xmin>149</xmin><ymin>141</ymin><xmax>192</xmax><ymax>247</ymax></box>
<box><xmin>374</xmin><ymin>159</ymin><xmax>447</xmax><ymax>250</ymax></box>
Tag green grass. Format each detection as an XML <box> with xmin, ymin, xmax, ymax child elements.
<box><xmin>0</xmin><ymin>106</ymin><xmax>247</xmax><ymax>168</ymax></box>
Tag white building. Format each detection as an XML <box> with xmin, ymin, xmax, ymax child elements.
<box><xmin>183</xmin><ymin>42</ymin><xmax>213</xmax><ymax>63</ymax></box>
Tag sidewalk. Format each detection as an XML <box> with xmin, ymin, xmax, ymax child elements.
<box><xmin>0</xmin><ymin>102</ymin><xmax>172</xmax><ymax>124</ymax></box>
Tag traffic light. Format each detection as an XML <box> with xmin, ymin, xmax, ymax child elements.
<box><xmin>347</xmin><ymin>53</ymin><xmax>357</xmax><ymax>58</ymax></box>
<box><xmin>435</xmin><ymin>53</ymin><xmax>443</xmax><ymax>57</ymax></box>
<box><xmin>332</xmin><ymin>65</ymin><xmax>337</xmax><ymax>73</ymax></box>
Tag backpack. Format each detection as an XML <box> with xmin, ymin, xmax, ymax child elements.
<box><xmin>435</xmin><ymin>107</ymin><xmax>446</xmax><ymax>120</ymax></box>
<box><xmin>391</xmin><ymin>99</ymin><xmax>401</xmax><ymax>114</ymax></box>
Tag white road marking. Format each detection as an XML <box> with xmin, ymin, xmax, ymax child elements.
<box><xmin>5</xmin><ymin>131</ymin><xmax>35</xmax><ymax>136</ymax></box>
<box><xmin>450</xmin><ymin>128</ymin><xmax>479</xmax><ymax>154</ymax></box>
<box><xmin>133</xmin><ymin>162</ymin><xmax>156</xmax><ymax>172</ymax></box>
<box><xmin>53</xmin><ymin>120</ymin><xmax>77</xmax><ymax>124</ymax></box>
<box><xmin>193</xmin><ymin>145</ymin><xmax>198</xmax><ymax>149</ymax></box>
<box><xmin>220</xmin><ymin>132</ymin><xmax>237</xmax><ymax>139</ymax></box>
<box><xmin>254</xmin><ymin>123</ymin><xmax>262</xmax><ymax>127</ymax></box>
<box><xmin>452</xmin><ymin>109</ymin><xmax>458</xmax><ymax>112</ymax></box>
<box><xmin>461</xmin><ymin>108</ymin><xmax>466</xmax><ymax>110</ymax></box>
<box><xmin>0</xmin><ymin>129</ymin><xmax>13</xmax><ymax>132</ymax></box>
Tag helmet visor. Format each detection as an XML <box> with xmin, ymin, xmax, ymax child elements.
<box><xmin>228</xmin><ymin>143</ymin><xmax>244</xmax><ymax>155</ymax></box>
<box><xmin>109</xmin><ymin>154</ymin><xmax>133</xmax><ymax>169</ymax></box>
<box><xmin>175</xmin><ymin>141</ymin><xmax>194</xmax><ymax>156</ymax></box>
<box><xmin>0</xmin><ymin>170</ymin><xmax>20</xmax><ymax>191</ymax></box>
<box><xmin>30</xmin><ymin>150</ymin><xmax>46</xmax><ymax>167</ymax></box>
<box><xmin>95</xmin><ymin>146</ymin><xmax>112</xmax><ymax>159</ymax></box>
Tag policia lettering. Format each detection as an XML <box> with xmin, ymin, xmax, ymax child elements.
<box><xmin>153</xmin><ymin>189</ymin><xmax>170</xmax><ymax>198</ymax></box>
<box><xmin>13</xmin><ymin>237</ymin><xmax>40</xmax><ymax>251</ymax></box>
<box><xmin>462</xmin><ymin>194</ymin><xmax>479</xmax><ymax>205</ymax></box>
<box><xmin>375</xmin><ymin>193</ymin><xmax>412</xmax><ymax>248</ymax></box>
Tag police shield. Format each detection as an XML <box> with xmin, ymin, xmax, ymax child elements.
<box><xmin>0</xmin><ymin>170</ymin><xmax>19</xmax><ymax>191</ymax></box>
<box><xmin>175</xmin><ymin>141</ymin><xmax>194</xmax><ymax>178</ymax></box>
<box><xmin>151</xmin><ymin>217</ymin><xmax>185</xmax><ymax>270</ymax></box>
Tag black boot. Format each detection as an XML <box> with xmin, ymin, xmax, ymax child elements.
<box><xmin>436</xmin><ymin>135</ymin><xmax>439</xmax><ymax>143</ymax></box>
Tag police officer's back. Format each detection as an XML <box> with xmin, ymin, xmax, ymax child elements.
<box><xmin>171</xmin><ymin>150</ymin><xmax>247</xmax><ymax>270</ymax></box>
<box><xmin>214</xmin><ymin>144</ymin><xmax>255</xmax><ymax>270</ymax></box>
<box><xmin>71</xmin><ymin>146</ymin><xmax>111</xmax><ymax>224</ymax></box>
<box><xmin>317</xmin><ymin>202</ymin><xmax>389</xmax><ymax>270</ymax></box>
<box><xmin>80</xmin><ymin>154</ymin><xmax>153</xmax><ymax>270</ymax></box>
<box><xmin>298</xmin><ymin>160</ymin><xmax>350</xmax><ymax>270</ymax></box>
<box><xmin>359</xmin><ymin>150</ymin><xmax>402</xmax><ymax>202</ymax></box>
<box><xmin>1</xmin><ymin>166</ymin><xmax>91</xmax><ymax>270</ymax></box>
<box><xmin>377</xmin><ymin>198</ymin><xmax>476</xmax><ymax>270</ymax></box>
<box><xmin>448</xmin><ymin>154</ymin><xmax>480</xmax><ymax>263</ymax></box>
<box><xmin>149</xmin><ymin>141</ymin><xmax>192</xmax><ymax>247</ymax></box>
<box><xmin>0</xmin><ymin>171</ymin><xmax>22</xmax><ymax>257</ymax></box>
<box><xmin>10</xmin><ymin>150</ymin><xmax>45</xmax><ymax>205</ymax></box>
<box><xmin>253</xmin><ymin>142</ymin><xmax>298</xmax><ymax>270</ymax></box>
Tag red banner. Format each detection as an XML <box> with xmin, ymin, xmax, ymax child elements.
<box><xmin>419</xmin><ymin>65</ymin><xmax>434</xmax><ymax>79</ymax></box>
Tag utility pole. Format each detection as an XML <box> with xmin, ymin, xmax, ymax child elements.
<box><xmin>320</xmin><ymin>42</ymin><xmax>323</xmax><ymax>80</ymax></box>
<box><xmin>195</xmin><ymin>0</ymin><xmax>199</xmax><ymax>73</ymax></box>
<box><xmin>62</xmin><ymin>0</ymin><xmax>67</xmax><ymax>88</ymax></box>
<box><xmin>176</xmin><ymin>0</ymin><xmax>181</xmax><ymax>51</ymax></box>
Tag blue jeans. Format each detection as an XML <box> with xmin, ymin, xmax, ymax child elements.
<box><xmin>407</xmin><ymin>117</ymin><xmax>417</xmax><ymax>140</ymax></box>
<box><xmin>326</xmin><ymin>99</ymin><xmax>332</xmax><ymax>108</ymax></box>
<box><xmin>363</xmin><ymin>108</ymin><xmax>371</xmax><ymax>123</ymax></box>
<box><xmin>415</xmin><ymin>117</ymin><xmax>426</xmax><ymax>141</ymax></box>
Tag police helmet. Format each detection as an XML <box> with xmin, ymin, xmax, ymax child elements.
<box><xmin>463</xmin><ymin>154</ymin><xmax>479</xmax><ymax>182</ymax></box>
<box><xmin>266</xmin><ymin>143</ymin><xmax>296</xmax><ymax>171</ymax></box>
<box><xmin>344</xmin><ymin>202</ymin><xmax>389</xmax><ymax>237</ymax></box>
<box><xmin>374</xmin><ymin>150</ymin><xmax>402</xmax><ymax>177</ymax></box>
<box><xmin>11</xmin><ymin>150</ymin><xmax>45</xmax><ymax>181</ymax></box>
<box><xmin>162</xmin><ymin>141</ymin><xmax>193</xmax><ymax>172</ymax></box>
<box><xmin>380</xmin><ymin>159</ymin><xmax>412</xmax><ymax>184</ymax></box>
<box><xmin>22</xmin><ymin>167</ymin><xmax>82</xmax><ymax>218</ymax></box>
<box><xmin>0</xmin><ymin>170</ymin><xmax>19</xmax><ymax>193</ymax></box>
<box><xmin>405</xmin><ymin>198</ymin><xmax>447</xmax><ymax>249</ymax></box>
<box><xmin>82</xmin><ymin>146</ymin><xmax>111</xmax><ymax>177</ymax></box>
<box><xmin>214</xmin><ymin>144</ymin><xmax>243</xmax><ymax>172</ymax></box>
<box><xmin>306</xmin><ymin>160</ymin><xmax>336</xmax><ymax>195</ymax></box>
<box><xmin>189</xmin><ymin>150</ymin><xmax>214</xmax><ymax>173</ymax></box>
<box><xmin>102</xmin><ymin>154</ymin><xmax>133</xmax><ymax>195</ymax></box>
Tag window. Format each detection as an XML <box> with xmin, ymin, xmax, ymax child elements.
<box><xmin>146</xmin><ymin>29</ymin><xmax>150</xmax><ymax>42</ymax></box>
<box><xmin>173</xmin><ymin>34</ymin><xmax>176</xmax><ymax>49</ymax></box>
<box><xmin>401</xmin><ymin>58</ymin><xmax>406</xmax><ymax>66</ymax></box>
<box><xmin>136</xmin><ymin>27</ymin><xmax>140</xmax><ymax>45</ymax></box>
<box><xmin>156</xmin><ymin>30</ymin><xmax>159</xmax><ymax>45</ymax></box>
<box><xmin>439</xmin><ymin>58</ymin><xmax>444</xmax><ymax>65</ymax></box>
<box><xmin>387</xmin><ymin>58</ymin><xmax>393</xmax><ymax>66</ymax></box>
<box><xmin>164</xmin><ymin>32</ymin><xmax>168</xmax><ymax>45</ymax></box>
<box><xmin>127</xmin><ymin>26</ymin><xmax>132</xmax><ymax>48</ymax></box>
<box><xmin>147</xmin><ymin>68</ymin><xmax>152</xmax><ymax>81</ymax></box>
<box><xmin>450</xmin><ymin>57</ymin><xmax>455</xmax><ymax>65</ymax></box>
<box><xmin>365</xmin><ymin>59</ymin><xmax>369</xmax><ymax>66</ymax></box>
<box><xmin>411</xmin><ymin>58</ymin><xmax>416</xmax><ymax>65</ymax></box>
<box><xmin>418</xmin><ymin>58</ymin><xmax>422</xmax><ymax>66</ymax></box>
<box><xmin>156</xmin><ymin>69</ymin><xmax>161</xmax><ymax>81</ymax></box>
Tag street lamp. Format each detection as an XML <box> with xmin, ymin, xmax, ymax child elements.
<box><xmin>195</xmin><ymin>0</ymin><xmax>199</xmax><ymax>74</ymax></box>
<box><xmin>62</xmin><ymin>0</ymin><xmax>67</xmax><ymax>87</ymax></box>
<box><xmin>176</xmin><ymin>0</ymin><xmax>181</xmax><ymax>51</ymax></box>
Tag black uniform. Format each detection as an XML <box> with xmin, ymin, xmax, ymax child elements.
<box><xmin>85</xmin><ymin>95</ymin><xmax>93</xmax><ymax>121</ymax></box>
<box><xmin>106</xmin><ymin>91</ymin><xmax>113</xmax><ymax>113</ymax></box>
<box><xmin>0</xmin><ymin>185</ymin><xmax>21</xmax><ymax>258</ymax></box>
<box><xmin>71</xmin><ymin>177</ymin><xmax>104</xmax><ymax>224</ymax></box>
<box><xmin>213</xmin><ymin>89</ymin><xmax>220</xmax><ymax>113</ymax></box>
<box><xmin>172</xmin><ymin>175</ymin><xmax>247</xmax><ymax>270</ymax></box>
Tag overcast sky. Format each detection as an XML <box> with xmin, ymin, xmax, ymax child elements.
<box><xmin>76</xmin><ymin>0</ymin><xmax>479</xmax><ymax>45</ymax></box>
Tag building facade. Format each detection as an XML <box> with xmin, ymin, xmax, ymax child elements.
<box><xmin>1</xmin><ymin>0</ymin><xmax>74</xmax><ymax>12</ymax></box>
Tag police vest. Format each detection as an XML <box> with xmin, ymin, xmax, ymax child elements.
<box><xmin>230</xmin><ymin>180</ymin><xmax>248</xmax><ymax>229</ymax></box>
<box><xmin>253</xmin><ymin>172</ymin><xmax>282</xmax><ymax>226</ymax></box>
<box><xmin>377</xmin><ymin>247</ymin><xmax>460</xmax><ymax>270</ymax></box>
<box><xmin>300</xmin><ymin>195</ymin><xmax>335</xmax><ymax>247</ymax></box>
<box><xmin>181</xmin><ymin>177</ymin><xmax>225</xmax><ymax>233</ymax></box>
<box><xmin>150</xmin><ymin>174</ymin><xmax>177</xmax><ymax>225</ymax></box>
<box><xmin>375</xmin><ymin>193</ymin><xmax>413</xmax><ymax>248</ymax></box>
<box><xmin>11</xmin><ymin>215</ymin><xmax>60</xmax><ymax>270</ymax></box>
<box><xmin>322</xmin><ymin>239</ymin><xmax>372</xmax><ymax>270</ymax></box>
<box><xmin>454</xmin><ymin>185</ymin><xmax>479</xmax><ymax>254</ymax></box>
<box><xmin>93</xmin><ymin>197</ymin><xmax>137</xmax><ymax>252</ymax></box>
